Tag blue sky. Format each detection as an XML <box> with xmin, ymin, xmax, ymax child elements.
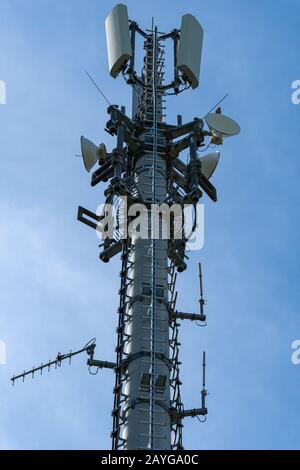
<box><xmin>0</xmin><ymin>0</ymin><xmax>300</xmax><ymax>450</ymax></box>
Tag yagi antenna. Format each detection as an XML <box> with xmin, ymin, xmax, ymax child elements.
<box><xmin>11</xmin><ymin>338</ymin><xmax>116</xmax><ymax>385</ymax></box>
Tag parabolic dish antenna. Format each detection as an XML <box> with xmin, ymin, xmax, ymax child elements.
<box><xmin>199</xmin><ymin>151</ymin><xmax>220</xmax><ymax>179</ymax></box>
<box><xmin>205</xmin><ymin>113</ymin><xmax>240</xmax><ymax>138</ymax></box>
<box><xmin>81</xmin><ymin>136</ymin><xmax>99</xmax><ymax>172</ymax></box>
<box><xmin>80</xmin><ymin>137</ymin><xmax>107</xmax><ymax>172</ymax></box>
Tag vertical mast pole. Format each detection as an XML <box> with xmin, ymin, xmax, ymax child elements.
<box><xmin>149</xmin><ymin>25</ymin><xmax>158</xmax><ymax>450</ymax></box>
<box><xmin>121</xmin><ymin>24</ymin><xmax>171</xmax><ymax>450</ymax></box>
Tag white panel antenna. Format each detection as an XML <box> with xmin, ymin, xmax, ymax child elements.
<box><xmin>105</xmin><ymin>4</ymin><xmax>132</xmax><ymax>78</ymax></box>
<box><xmin>177</xmin><ymin>14</ymin><xmax>204</xmax><ymax>89</ymax></box>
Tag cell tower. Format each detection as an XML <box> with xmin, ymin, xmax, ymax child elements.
<box><xmin>11</xmin><ymin>4</ymin><xmax>240</xmax><ymax>451</ymax></box>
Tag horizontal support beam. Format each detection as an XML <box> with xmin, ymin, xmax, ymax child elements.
<box><xmin>169</xmin><ymin>406</ymin><xmax>207</xmax><ymax>424</ymax></box>
<box><xmin>91</xmin><ymin>163</ymin><xmax>114</xmax><ymax>187</ymax></box>
<box><xmin>166</xmin><ymin>118</ymin><xmax>204</xmax><ymax>140</ymax></box>
<box><xmin>178</xmin><ymin>408</ymin><xmax>207</xmax><ymax>418</ymax></box>
<box><xmin>174</xmin><ymin>311</ymin><xmax>206</xmax><ymax>322</ymax></box>
<box><xmin>77</xmin><ymin>206</ymin><xmax>100</xmax><ymax>230</ymax></box>
<box><xmin>87</xmin><ymin>359</ymin><xmax>116</xmax><ymax>369</ymax></box>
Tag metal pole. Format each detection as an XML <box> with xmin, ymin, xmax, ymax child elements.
<box><xmin>121</xmin><ymin>26</ymin><xmax>171</xmax><ymax>451</ymax></box>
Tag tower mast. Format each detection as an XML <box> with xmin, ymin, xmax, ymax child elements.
<box><xmin>120</xmin><ymin>24</ymin><xmax>171</xmax><ymax>450</ymax></box>
<box><xmin>11</xmin><ymin>3</ymin><xmax>240</xmax><ymax>452</ymax></box>
<box><xmin>79</xmin><ymin>3</ymin><xmax>239</xmax><ymax>450</ymax></box>
<box><xmin>103</xmin><ymin>5</ymin><xmax>208</xmax><ymax>450</ymax></box>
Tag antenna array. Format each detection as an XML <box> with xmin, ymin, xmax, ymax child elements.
<box><xmin>12</xmin><ymin>3</ymin><xmax>239</xmax><ymax>451</ymax></box>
